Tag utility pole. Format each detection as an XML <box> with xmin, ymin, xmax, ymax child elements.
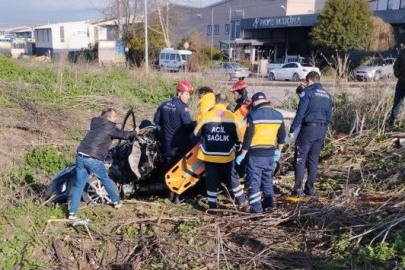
<box><xmin>228</xmin><ymin>6</ymin><xmax>231</xmax><ymax>60</ymax></box>
<box><xmin>210</xmin><ymin>7</ymin><xmax>213</xmax><ymax>64</ymax></box>
<box><xmin>144</xmin><ymin>0</ymin><xmax>149</xmax><ymax>70</ymax></box>
<box><xmin>117</xmin><ymin>0</ymin><xmax>122</xmax><ymax>40</ymax></box>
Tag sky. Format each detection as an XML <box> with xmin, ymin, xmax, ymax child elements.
<box><xmin>0</xmin><ymin>0</ymin><xmax>221</xmax><ymax>29</ymax></box>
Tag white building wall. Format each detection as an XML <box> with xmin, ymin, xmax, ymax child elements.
<box><xmin>52</xmin><ymin>22</ymin><xmax>91</xmax><ymax>50</ymax></box>
<box><xmin>35</xmin><ymin>21</ymin><xmax>107</xmax><ymax>51</ymax></box>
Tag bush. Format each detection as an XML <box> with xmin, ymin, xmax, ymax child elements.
<box><xmin>24</xmin><ymin>146</ymin><xmax>69</xmax><ymax>176</ymax></box>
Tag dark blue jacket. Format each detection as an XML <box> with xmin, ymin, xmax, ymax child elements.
<box><xmin>154</xmin><ymin>97</ymin><xmax>196</xmax><ymax>160</ymax></box>
<box><xmin>77</xmin><ymin>117</ymin><xmax>136</xmax><ymax>160</ymax></box>
<box><xmin>290</xmin><ymin>82</ymin><xmax>333</xmax><ymax>133</ymax></box>
<box><xmin>242</xmin><ymin>102</ymin><xmax>286</xmax><ymax>157</ymax></box>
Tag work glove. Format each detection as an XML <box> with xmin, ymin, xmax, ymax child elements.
<box><xmin>274</xmin><ymin>150</ymin><xmax>281</xmax><ymax>162</ymax></box>
<box><xmin>235</xmin><ymin>154</ymin><xmax>246</xmax><ymax>165</ymax></box>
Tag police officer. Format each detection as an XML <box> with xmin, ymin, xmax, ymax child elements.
<box><xmin>194</xmin><ymin>94</ymin><xmax>242</xmax><ymax>209</ymax></box>
<box><xmin>154</xmin><ymin>80</ymin><xmax>196</xmax><ymax>169</ymax></box>
<box><xmin>236</xmin><ymin>92</ymin><xmax>286</xmax><ymax>213</ymax></box>
<box><xmin>289</xmin><ymin>71</ymin><xmax>333</xmax><ymax>196</ymax></box>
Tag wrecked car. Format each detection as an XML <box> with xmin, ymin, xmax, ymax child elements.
<box><xmin>45</xmin><ymin>109</ymin><xmax>168</xmax><ymax>204</ymax></box>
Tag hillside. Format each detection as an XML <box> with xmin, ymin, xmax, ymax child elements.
<box><xmin>1</xmin><ymin>55</ymin><xmax>405</xmax><ymax>270</ymax></box>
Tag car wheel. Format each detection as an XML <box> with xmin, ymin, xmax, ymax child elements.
<box><xmin>82</xmin><ymin>175</ymin><xmax>119</xmax><ymax>205</ymax></box>
<box><xmin>292</xmin><ymin>73</ymin><xmax>300</xmax><ymax>81</ymax></box>
<box><xmin>268</xmin><ymin>73</ymin><xmax>275</xmax><ymax>81</ymax></box>
<box><xmin>373</xmin><ymin>71</ymin><xmax>381</xmax><ymax>81</ymax></box>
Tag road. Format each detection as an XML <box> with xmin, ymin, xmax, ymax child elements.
<box><xmin>222</xmin><ymin>77</ymin><xmax>363</xmax><ymax>106</ymax></box>
<box><xmin>160</xmin><ymin>71</ymin><xmax>370</xmax><ymax>106</ymax></box>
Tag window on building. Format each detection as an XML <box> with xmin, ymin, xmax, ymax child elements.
<box><xmin>207</xmin><ymin>25</ymin><xmax>212</xmax><ymax>35</ymax></box>
<box><xmin>230</xmin><ymin>21</ymin><xmax>241</xmax><ymax>39</ymax></box>
<box><xmin>214</xmin><ymin>25</ymin><xmax>219</xmax><ymax>35</ymax></box>
<box><xmin>47</xmin><ymin>29</ymin><xmax>50</xmax><ymax>42</ymax></box>
<box><xmin>60</xmin><ymin>26</ymin><xmax>65</xmax><ymax>43</ymax></box>
<box><xmin>387</xmin><ymin>0</ymin><xmax>394</xmax><ymax>9</ymax></box>
<box><xmin>94</xmin><ymin>27</ymin><xmax>99</xmax><ymax>41</ymax></box>
<box><xmin>225</xmin><ymin>24</ymin><xmax>230</xmax><ymax>35</ymax></box>
<box><xmin>401</xmin><ymin>0</ymin><xmax>405</xmax><ymax>8</ymax></box>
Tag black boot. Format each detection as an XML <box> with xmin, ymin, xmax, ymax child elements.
<box><xmin>169</xmin><ymin>191</ymin><xmax>180</xmax><ymax>204</ymax></box>
<box><xmin>386</xmin><ymin>118</ymin><xmax>395</xmax><ymax>132</ymax></box>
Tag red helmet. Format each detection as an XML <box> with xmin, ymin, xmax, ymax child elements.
<box><xmin>177</xmin><ymin>80</ymin><xmax>193</xmax><ymax>93</ymax></box>
<box><xmin>231</xmin><ymin>80</ymin><xmax>248</xmax><ymax>92</ymax></box>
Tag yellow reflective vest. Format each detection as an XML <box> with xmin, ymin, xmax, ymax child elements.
<box><xmin>194</xmin><ymin>104</ymin><xmax>241</xmax><ymax>163</ymax></box>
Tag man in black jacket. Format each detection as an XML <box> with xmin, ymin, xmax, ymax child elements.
<box><xmin>387</xmin><ymin>48</ymin><xmax>405</xmax><ymax>131</ymax></box>
<box><xmin>68</xmin><ymin>108</ymin><xmax>137</xmax><ymax>220</ymax></box>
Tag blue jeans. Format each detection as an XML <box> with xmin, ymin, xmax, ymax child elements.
<box><xmin>293</xmin><ymin>125</ymin><xmax>327</xmax><ymax>195</ymax></box>
<box><xmin>245</xmin><ymin>155</ymin><xmax>275</xmax><ymax>213</ymax></box>
<box><xmin>69</xmin><ymin>155</ymin><xmax>120</xmax><ymax>215</ymax></box>
<box><xmin>390</xmin><ymin>86</ymin><xmax>405</xmax><ymax>120</ymax></box>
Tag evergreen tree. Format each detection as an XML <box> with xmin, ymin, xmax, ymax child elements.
<box><xmin>310</xmin><ymin>0</ymin><xmax>373</xmax><ymax>76</ymax></box>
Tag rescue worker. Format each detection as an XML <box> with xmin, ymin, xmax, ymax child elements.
<box><xmin>196</xmin><ymin>86</ymin><xmax>215</xmax><ymax>123</ymax></box>
<box><xmin>236</xmin><ymin>92</ymin><xmax>286</xmax><ymax>213</ymax></box>
<box><xmin>229</xmin><ymin>80</ymin><xmax>251</xmax><ymax>208</ymax></box>
<box><xmin>154</xmin><ymin>81</ymin><xmax>196</xmax><ymax>203</ymax></box>
<box><xmin>289</xmin><ymin>71</ymin><xmax>333</xmax><ymax>197</ymax></box>
<box><xmin>194</xmin><ymin>94</ymin><xmax>242</xmax><ymax>209</ymax></box>
<box><xmin>387</xmin><ymin>47</ymin><xmax>405</xmax><ymax>131</ymax></box>
<box><xmin>154</xmin><ymin>80</ymin><xmax>196</xmax><ymax>167</ymax></box>
<box><xmin>229</xmin><ymin>80</ymin><xmax>249</xmax><ymax>111</ymax></box>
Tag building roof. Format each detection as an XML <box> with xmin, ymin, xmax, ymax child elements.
<box><xmin>34</xmin><ymin>21</ymin><xmax>88</xmax><ymax>29</ymax></box>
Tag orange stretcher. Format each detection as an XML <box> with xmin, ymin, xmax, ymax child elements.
<box><xmin>165</xmin><ymin>144</ymin><xmax>205</xmax><ymax>195</ymax></box>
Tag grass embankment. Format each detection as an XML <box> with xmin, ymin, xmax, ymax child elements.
<box><xmin>1</xmin><ymin>55</ymin><xmax>405</xmax><ymax>269</ymax></box>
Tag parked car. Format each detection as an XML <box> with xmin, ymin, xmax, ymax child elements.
<box><xmin>268</xmin><ymin>62</ymin><xmax>320</xmax><ymax>81</ymax></box>
<box><xmin>266</xmin><ymin>55</ymin><xmax>307</xmax><ymax>74</ymax></box>
<box><xmin>203</xmin><ymin>62</ymin><xmax>251</xmax><ymax>80</ymax></box>
<box><xmin>355</xmin><ymin>57</ymin><xmax>395</xmax><ymax>81</ymax></box>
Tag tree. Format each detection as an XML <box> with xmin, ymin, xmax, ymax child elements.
<box><xmin>149</xmin><ymin>0</ymin><xmax>177</xmax><ymax>48</ymax></box>
<box><xmin>176</xmin><ymin>32</ymin><xmax>223</xmax><ymax>72</ymax></box>
<box><xmin>367</xmin><ymin>17</ymin><xmax>395</xmax><ymax>52</ymax></box>
<box><xmin>310</xmin><ymin>0</ymin><xmax>373</xmax><ymax>76</ymax></box>
<box><xmin>125</xmin><ymin>22</ymin><xmax>166</xmax><ymax>67</ymax></box>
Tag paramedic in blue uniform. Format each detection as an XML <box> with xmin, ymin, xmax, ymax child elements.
<box><xmin>154</xmin><ymin>80</ymin><xmax>196</xmax><ymax>168</ymax></box>
<box><xmin>289</xmin><ymin>71</ymin><xmax>333</xmax><ymax>196</ymax></box>
<box><xmin>194</xmin><ymin>94</ymin><xmax>242</xmax><ymax>210</ymax></box>
<box><xmin>236</xmin><ymin>92</ymin><xmax>286</xmax><ymax>213</ymax></box>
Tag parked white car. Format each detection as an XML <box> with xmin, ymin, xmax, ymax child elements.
<box><xmin>268</xmin><ymin>62</ymin><xmax>320</xmax><ymax>81</ymax></box>
<box><xmin>355</xmin><ymin>57</ymin><xmax>395</xmax><ymax>81</ymax></box>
